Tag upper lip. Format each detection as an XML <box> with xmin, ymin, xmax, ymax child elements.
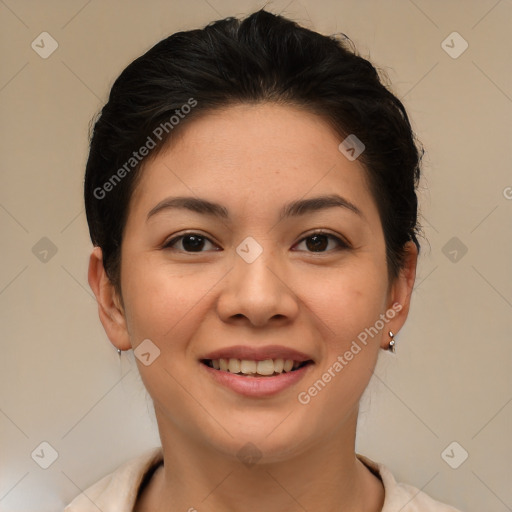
<box><xmin>200</xmin><ymin>345</ymin><xmax>314</xmax><ymax>363</ymax></box>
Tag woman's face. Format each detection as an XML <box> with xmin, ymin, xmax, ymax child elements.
<box><xmin>101</xmin><ymin>103</ymin><xmax>415</xmax><ymax>461</ymax></box>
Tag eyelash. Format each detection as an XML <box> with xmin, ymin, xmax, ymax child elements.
<box><xmin>162</xmin><ymin>230</ymin><xmax>350</xmax><ymax>254</ymax></box>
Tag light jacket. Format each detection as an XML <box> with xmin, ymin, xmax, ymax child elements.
<box><xmin>64</xmin><ymin>446</ymin><xmax>463</xmax><ymax>511</ymax></box>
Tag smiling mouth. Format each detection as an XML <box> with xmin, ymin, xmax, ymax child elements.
<box><xmin>201</xmin><ymin>358</ymin><xmax>314</xmax><ymax>377</ymax></box>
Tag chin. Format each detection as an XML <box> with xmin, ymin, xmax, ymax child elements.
<box><xmin>198</xmin><ymin>410</ymin><xmax>320</xmax><ymax>465</ymax></box>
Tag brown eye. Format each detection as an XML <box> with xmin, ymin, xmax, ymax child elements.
<box><xmin>163</xmin><ymin>231</ymin><xmax>349</xmax><ymax>254</ymax></box>
<box><xmin>163</xmin><ymin>233</ymin><xmax>218</xmax><ymax>253</ymax></box>
<box><xmin>294</xmin><ymin>232</ymin><xmax>349</xmax><ymax>253</ymax></box>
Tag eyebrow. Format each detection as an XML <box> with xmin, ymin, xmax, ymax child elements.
<box><xmin>146</xmin><ymin>194</ymin><xmax>363</xmax><ymax>222</ymax></box>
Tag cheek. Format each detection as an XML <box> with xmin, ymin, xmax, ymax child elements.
<box><xmin>120</xmin><ymin>255</ymin><xmax>220</xmax><ymax>346</ymax></box>
<box><xmin>297</xmin><ymin>269</ymin><xmax>386</xmax><ymax>421</ymax></box>
<box><xmin>296</xmin><ymin>258</ymin><xmax>388</xmax><ymax>407</ymax></box>
<box><xmin>307</xmin><ymin>261</ymin><xmax>389</xmax><ymax>347</ymax></box>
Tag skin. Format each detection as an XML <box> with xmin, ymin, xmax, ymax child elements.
<box><xmin>88</xmin><ymin>103</ymin><xmax>417</xmax><ymax>512</ymax></box>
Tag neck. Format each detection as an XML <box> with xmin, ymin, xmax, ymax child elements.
<box><xmin>142</xmin><ymin>407</ymin><xmax>385</xmax><ymax>512</ymax></box>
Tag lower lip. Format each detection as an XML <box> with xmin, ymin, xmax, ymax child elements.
<box><xmin>200</xmin><ymin>362</ymin><xmax>312</xmax><ymax>398</ymax></box>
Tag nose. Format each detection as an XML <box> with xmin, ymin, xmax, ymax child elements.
<box><xmin>216</xmin><ymin>244</ymin><xmax>300</xmax><ymax>328</ymax></box>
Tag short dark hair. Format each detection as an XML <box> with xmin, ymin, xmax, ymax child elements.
<box><xmin>84</xmin><ymin>8</ymin><xmax>422</xmax><ymax>291</ymax></box>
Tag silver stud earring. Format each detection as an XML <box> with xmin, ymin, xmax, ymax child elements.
<box><xmin>388</xmin><ymin>331</ymin><xmax>395</xmax><ymax>353</ymax></box>
<box><xmin>117</xmin><ymin>348</ymin><xmax>122</xmax><ymax>357</ymax></box>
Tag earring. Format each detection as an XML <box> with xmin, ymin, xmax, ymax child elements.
<box><xmin>117</xmin><ymin>348</ymin><xmax>122</xmax><ymax>357</ymax></box>
<box><xmin>388</xmin><ymin>331</ymin><xmax>396</xmax><ymax>353</ymax></box>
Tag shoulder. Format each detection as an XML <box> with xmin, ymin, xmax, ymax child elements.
<box><xmin>64</xmin><ymin>446</ymin><xmax>164</xmax><ymax>512</ymax></box>
<box><xmin>356</xmin><ymin>453</ymin><xmax>464</xmax><ymax>512</ymax></box>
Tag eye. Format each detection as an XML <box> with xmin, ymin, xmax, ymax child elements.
<box><xmin>163</xmin><ymin>233</ymin><xmax>219</xmax><ymax>253</ymax></box>
<box><xmin>293</xmin><ymin>231</ymin><xmax>349</xmax><ymax>253</ymax></box>
<box><xmin>163</xmin><ymin>230</ymin><xmax>349</xmax><ymax>254</ymax></box>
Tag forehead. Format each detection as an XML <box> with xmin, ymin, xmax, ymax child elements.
<box><xmin>129</xmin><ymin>103</ymin><xmax>378</xmax><ymax>225</ymax></box>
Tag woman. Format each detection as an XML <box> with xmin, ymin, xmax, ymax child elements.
<box><xmin>65</xmin><ymin>8</ymin><xmax>462</xmax><ymax>512</ymax></box>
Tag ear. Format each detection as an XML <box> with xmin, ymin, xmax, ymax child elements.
<box><xmin>88</xmin><ymin>246</ymin><xmax>131</xmax><ymax>351</ymax></box>
<box><xmin>380</xmin><ymin>241</ymin><xmax>418</xmax><ymax>350</ymax></box>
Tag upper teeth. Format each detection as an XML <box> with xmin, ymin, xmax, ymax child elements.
<box><xmin>211</xmin><ymin>358</ymin><xmax>300</xmax><ymax>375</ymax></box>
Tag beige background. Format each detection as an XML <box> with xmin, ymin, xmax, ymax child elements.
<box><xmin>1</xmin><ymin>0</ymin><xmax>511</xmax><ymax>510</ymax></box>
